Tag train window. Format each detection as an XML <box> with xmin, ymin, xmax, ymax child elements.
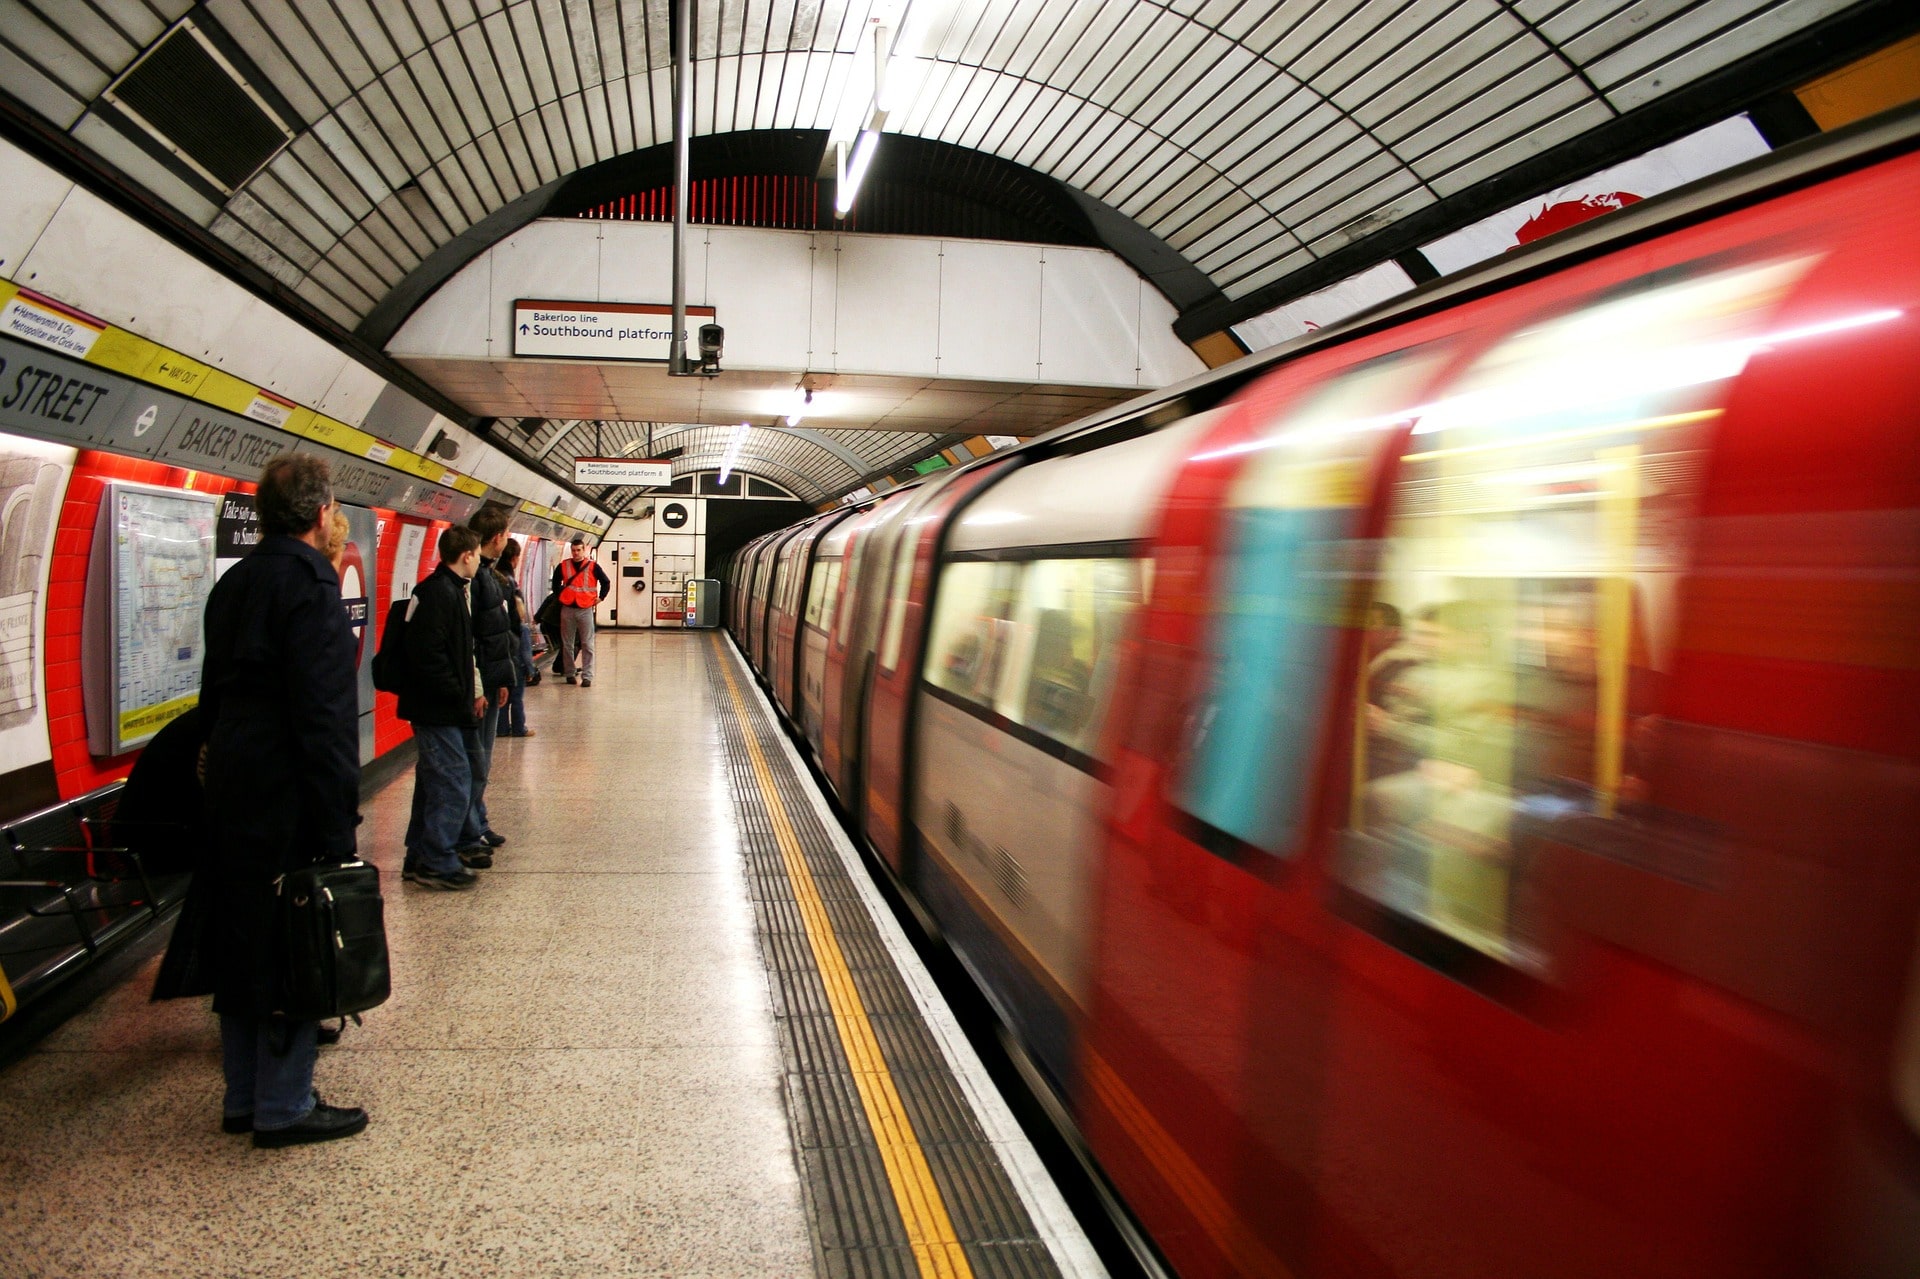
<box><xmin>1344</xmin><ymin>255</ymin><xmax>1813</xmax><ymax>971</ymax></box>
<box><xmin>1177</xmin><ymin>348</ymin><xmax>1444</xmax><ymax>858</ymax></box>
<box><xmin>806</xmin><ymin>561</ymin><xmax>843</xmax><ymax>633</ymax></box>
<box><xmin>926</xmin><ymin>556</ymin><xmax>1145</xmax><ymax>762</ymax></box>
<box><xmin>926</xmin><ymin>561</ymin><xmax>1021</xmax><ymax>706</ymax></box>
<box><xmin>878</xmin><ymin>530</ymin><xmax>917</xmax><ymax>672</ymax></box>
<box><xmin>1010</xmin><ymin>558</ymin><xmax>1142</xmax><ymax>758</ymax></box>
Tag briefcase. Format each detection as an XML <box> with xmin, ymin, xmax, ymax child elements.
<box><xmin>275</xmin><ymin>860</ymin><xmax>391</xmax><ymax>1021</ymax></box>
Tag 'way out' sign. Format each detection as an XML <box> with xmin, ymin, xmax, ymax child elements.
<box><xmin>512</xmin><ymin>299</ymin><xmax>717</xmax><ymax>361</ymax></box>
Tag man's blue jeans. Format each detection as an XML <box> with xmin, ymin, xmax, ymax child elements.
<box><xmin>221</xmin><ymin>1015</ymin><xmax>317</xmax><ymax>1130</ymax></box>
<box><xmin>459</xmin><ymin>708</ymin><xmax>497</xmax><ymax>845</ymax></box>
<box><xmin>498</xmin><ymin>630</ymin><xmax>532</xmax><ymax>736</ymax></box>
<box><xmin>406</xmin><ymin>723</ymin><xmax>474</xmax><ymax>875</ymax></box>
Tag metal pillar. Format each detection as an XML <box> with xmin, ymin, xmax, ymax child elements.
<box><xmin>669</xmin><ymin>0</ymin><xmax>693</xmax><ymax>376</ymax></box>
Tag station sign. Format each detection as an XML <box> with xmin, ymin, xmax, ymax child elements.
<box><xmin>512</xmin><ymin>299</ymin><xmax>716</xmax><ymax>362</ymax></box>
<box><xmin>573</xmin><ymin>457</ymin><xmax>672</xmax><ymax>486</ymax></box>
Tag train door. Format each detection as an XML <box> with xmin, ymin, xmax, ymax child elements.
<box><xmin>862</xmin><ymin>462</ymin><xmax>1015</xmax><ymax>875</ymax></box>
<box><xmin>1084</xmin><ymin>339</ymin><xmax>1457</xmax><ymax>1279</ymax></box>
<box><xmin>596</xmin><ymin>541</ymin><xmax>651</xmax><ymax>628</ymax></box>
<box><xmin>824</xmin><ymin>492</ymin><xmax>917</xmax><ymax>808</ymax></box>
<box><xmin>1312</xmin><ymin>244</ymin><xmax>1892</xmax><ymax>1279</ymax></box>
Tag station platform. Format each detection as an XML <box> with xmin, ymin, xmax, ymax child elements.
<box><xmin>0</xmin><ymin>631</ymin><xmax>1100</xmax><ymax>1279</ymax></box>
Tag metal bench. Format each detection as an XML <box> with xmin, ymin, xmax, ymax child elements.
<box><xmin>0</xmin><ymin>783</ymin><xmax>191</xmax><ymax>1020</ymax></box>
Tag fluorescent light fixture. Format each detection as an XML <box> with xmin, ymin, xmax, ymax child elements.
<box><xmin>786</xmin><ymin>385</ymin><xmax>813</xmax><ymax>426</ymax></box>
<box><xmin>836</xmin><ymin>130</ymin><xmax>881</xmax><ymax>217</ymax></box>
<box><xmin>719</xmin><ymin>422</ymin><xmax>748</xmax><ymax>485</ymax></box>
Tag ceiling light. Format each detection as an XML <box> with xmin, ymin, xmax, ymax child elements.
<box><xmin>719</xmin><ymin>422</ymin><xmax>748</xmax><ymax>486</ymax></box>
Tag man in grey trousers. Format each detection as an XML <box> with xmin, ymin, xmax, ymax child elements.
<box><xmin>550</xmin><ymin>535</ymin><xmax>611</xmax><ymax>687</ymax></box>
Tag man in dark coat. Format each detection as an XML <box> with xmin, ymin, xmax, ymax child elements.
<box><xmin>398</xmin><ymin>525</ymin><xmax>486</xmax><ymax>890</ymax></box>
<box><xmin>455</xmin><ymin>506</ymin><xmax>515</xmax><ymax>867</ymax></box>
<box><xmin>152</xmin><ymin>454</ymin><xmax>368</xmax><ymax>1148</ymax></box>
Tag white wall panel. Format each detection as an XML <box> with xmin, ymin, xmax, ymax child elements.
<box><xmin>317</xmin><ymin>359</ymin><xmax>391</xmax><ymax>425</ymax></box>
<box><xmin>1136</xmin><ymin>281</ymin><xmax>1206</xmax><ymax>387</ymax></box>
<box><xmin>707</xmin><ymin>225</ymin><xmax>815</xmax><ymax>373</ymax></box>
<box><xmin>831</xmin><ymin>234</ymin><xmax>942</xmax><ymax>376</ymax></box>
<box><xmin>1039</xmin><ymin>247</ymin><xmax>1141</xmax><ymax>387</ymax></box>
<box><xmin>492</xmin><ymin>219</ymin><xmax>602</xmax><ymax>348</ymax></box>
<box><xmin>596</xmin><ymin>219</ymin><xmax>681</xmax><ymax>305</ymax></box>
<box><xmin>387</xmin><ymin>217</ymin><xmax>1200</xmax><ymax>388</ymax></box>
<box><xmin>0</xmin><ymin>143</ymin><xmax>74</xmax><ymax>279</ymax></box>
<box><xmin>938</xmin><ymin>240</ymin><xmax>1041</xmax><ymax>379</ymax></box>
<box><xmin>809</xmin><ymin>232</ymin><xmax>839</xmax><ymax>372</ymax></box>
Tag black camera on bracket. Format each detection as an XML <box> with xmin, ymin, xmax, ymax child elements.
<box><xmin>696</xmin><ymin>323</ymin><xmax>724</xmax><ymax>375</ymax></box>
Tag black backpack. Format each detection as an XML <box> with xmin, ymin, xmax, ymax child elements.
<box><xmin>370</xmin><ymin>596</ymin><xmax>415</xmax><ymax>694</ymax></box>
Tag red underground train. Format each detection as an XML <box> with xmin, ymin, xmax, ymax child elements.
<box><xmin>727</xmin><ymin>106</ymin><xmax>1920</xmax><ymax>1279</ymax></box>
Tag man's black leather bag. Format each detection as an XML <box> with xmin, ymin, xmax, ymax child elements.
<box><xmin>275</xmin><ymin>861</ymin><xmax>391</xmax><ymax>1020</ymax></box>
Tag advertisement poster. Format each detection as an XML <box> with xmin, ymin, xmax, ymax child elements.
<box><xmin>0</xmin><ymin>433</ymin><xmax>74</xmax><ymax>775</ymax></box>
<box><xmin>390</xmin><ymin>522</ymin><xmax>427</xmax><ymax>606</ymax></box>
<box><xmin>339</xmin><ymin>504</ymin><xmax>379</xmax><ymax>764</ymax></box>
<box><xmin>213</xmin><ymin>491</ymin><xmax>259</xmax><ymax>580</ymax></box>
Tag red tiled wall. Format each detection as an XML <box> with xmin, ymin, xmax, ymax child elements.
<box><xmin>48</xmin><ymin>456</ymin><xmax>443</xmax><ymax>797</ymax></box>
<box><xmin>48</xmin><ymin>452</ymin><xmax>246</xmax><ymax>799</ymax></box>
<box><xmin>371</xmin><ymin>514</ymin><xmax>447</xmax><ymax>757</ymax></box>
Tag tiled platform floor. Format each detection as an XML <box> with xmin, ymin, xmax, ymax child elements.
<box><xmin>0</xmin><ymin>632</ymin><xmax>817</xmax><ymax>1278</ymax></box>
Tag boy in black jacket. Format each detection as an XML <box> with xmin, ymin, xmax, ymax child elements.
<box><xmin>398</xmin><ymin>526</ymin><xmax>486</xmax><ymax>890</ymax></box>
<box><xmin>457</xmin><ymin>506</ymin><xmax>516</xmax><ymax>866</ymax></box>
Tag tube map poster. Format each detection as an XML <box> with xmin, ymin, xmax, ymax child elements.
<box><xmin>106</xmin><ymin>485</ymin><xmax>215</xmax><ymax>751</ymax></box>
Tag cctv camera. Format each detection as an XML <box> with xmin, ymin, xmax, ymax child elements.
<box><xmin>697</xmin><ymin>323</ymin><xmax>724</xmax><ymax>374</ymax></box>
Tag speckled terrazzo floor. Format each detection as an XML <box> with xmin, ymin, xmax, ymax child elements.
<box><xmin>0</xmin><ymin>631</ymin><xmax>813</xmax><ymax>1278</ymax></box>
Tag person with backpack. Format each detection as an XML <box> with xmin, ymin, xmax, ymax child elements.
<box><xmin>550</xmin><ymin>535</ymin><xmax>611</xmax><ymax>687</ymax></box>
<box><xmin>394</xmin><ymin>526</ymin><xmax>487</xmax><ymax>891</ymax></box>
<box><xmin>456</xmin><ymin>507</ymin><xmax>516</xmax><ymax>867</ymax></box>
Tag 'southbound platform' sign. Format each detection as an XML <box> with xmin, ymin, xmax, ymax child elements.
<box><xmin>513</xmin><ymin>299</ymin><xmax>716</xmax><ymax>361</ymax></box>
<box><xmin>574</xmin><ymin>457</ymin><xmax>673</xmax><ymax>486</ymax></box>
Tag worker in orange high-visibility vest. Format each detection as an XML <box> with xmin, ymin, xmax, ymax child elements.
<box><xmin>550</xmin><ymin>535</ymin><xmax>611</xmax><ymax>687</ymax></box>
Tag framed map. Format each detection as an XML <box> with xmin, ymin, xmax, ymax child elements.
<box><xmin>81</xmin><ymin>483</ymin><xmax>217</xmax><ymax>755</ymax></box>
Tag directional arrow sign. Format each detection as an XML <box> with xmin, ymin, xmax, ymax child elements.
<box><xmin>512</xmin><ymin>299</ymin><xmax>715</xmax><ymax>362</ymax></box>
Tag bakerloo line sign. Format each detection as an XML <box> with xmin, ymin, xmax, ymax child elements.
<box><xmin>512</xmin><ymin>298</ymin><xmax>715</xmax><ymax>363</ymax></box>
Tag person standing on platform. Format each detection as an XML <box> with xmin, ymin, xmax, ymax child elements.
<box><xmin>551</xmin><ymin>535</ymin><xmax>610</xmax><ymax>688</ymax></box>
<box><xmin>495</xmin><ymin>537</ymin><xmax>535</xmax><ymax>738</ymax></box>
<box><xmin>457</xmin><ymin>507</ymin><xmax>515</xmax><ymax>867</ymax></box>
<box><xmin>398</xmin><ymin>526</ymin><xmax>486</xmax><ymax>891</ymax></box>
<box><xmin>152</xmin><ymin>454</ymin><xmax>368</xmax><ymax>1147</ymax></box>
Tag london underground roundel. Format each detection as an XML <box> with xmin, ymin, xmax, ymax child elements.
<box><xmin>340</xmin><ymin>540</ymin><xmax>370</xmax><ymax>664</ymax></box>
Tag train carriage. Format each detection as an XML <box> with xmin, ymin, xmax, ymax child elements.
<box><xmin>729</xmin><ymin>109</ymin><xmax>1920</xmax><ymax>1279</ymax></box>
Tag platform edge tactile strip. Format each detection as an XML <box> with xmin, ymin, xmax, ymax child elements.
<box><xmin>703</xmin><ymin>637</ymin><xmax>1064</xmax><ymax>1279</ymax></box>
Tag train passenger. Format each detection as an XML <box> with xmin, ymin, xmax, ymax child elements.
<box><xmin>1362</xmin><ymin>599</ymin><xmax>1517</xmax><ymax>953</ymax></box>
<box><xmin>551</xmin><ymin>535</ymin><xmax>610</xmax><ymax>687</ymax></box>
<box><xmin>398</xmin><ymin>525</ymin><xmax>486</xmax><ymax>891</ymax></box>
<box><xmin>494</xmin><ymin>537</ymin><xmax>536</xmax><ymax>738</ymax></box>
<box><xmin>459</xmin><ymin>507</ymin><xmax>516</xmax><ymax>867</ymax></box>
<box><xmin>152</xmin><ymin>454</ymin><xmax>368</xmax><ymax>1147</ymax></box>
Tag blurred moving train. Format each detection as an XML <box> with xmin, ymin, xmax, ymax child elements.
<box><xmin>728</xmin><ymin>106</ymin><xmax>1920</xmax><ymax>1279</ymax></box>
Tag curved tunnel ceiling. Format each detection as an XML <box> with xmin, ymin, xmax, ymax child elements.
<box><xmin>0</xmin><ymin>0</ymin><xmax>1906</xmax><ymax>508</ymax></box>
<box><xmin>514</xmin><ymin>416</ymin><xmax>957</xmax><ymax>505</ymax></box>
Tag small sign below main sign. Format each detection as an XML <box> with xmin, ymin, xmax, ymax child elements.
<box><xmin>574</xmin><ymin>457</ymin><xmax>673</xmax><ymax>486</ymax></box>
<box><xmin>514</xmin><ymin>299</ymin><xmax>716</xmax><ymax>362</ymax></box>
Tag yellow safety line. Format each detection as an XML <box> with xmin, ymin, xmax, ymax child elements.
<box><xmin>712</xmin><ymin>638</ymin><xmax>974</xmax><ymax>1279</ymax></box>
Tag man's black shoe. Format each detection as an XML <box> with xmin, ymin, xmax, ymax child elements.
<box><xmin>222</xmin><ymin>1114</ymin><xmax>252</xmax><ymax>1134</ymax></box>
<box><xmin>580</xmin><ymin>677</ymin><xmax>592</xmax><ymax>688</ymax></box>
<box><xmin>457</xmin><ymin>846</ymin><xmax>493</xmax><ymax>869</ymax></box>
<box><xmin>316</xmin><ymin>1021</ymin><xmax>344</xmax><ymax>1047</ymax></box>
<box><xmin>253</xmin><ymin>1100</ymin><xmax>368</xmax><ymax>1149</ymax></box>
<box><xmin>409</xmin><ymin>868</ymin><xmax>478</xmax><ymax>890</ymax></box>
<box><xmin>481</xmin><ymin>831</ymin><xmax>506</xmax><ymax>847</ymax></box>
<box><xmin>565</xmin><ymin>674</ymin><xmax>577</xmax><ymax>684</ymax></box>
